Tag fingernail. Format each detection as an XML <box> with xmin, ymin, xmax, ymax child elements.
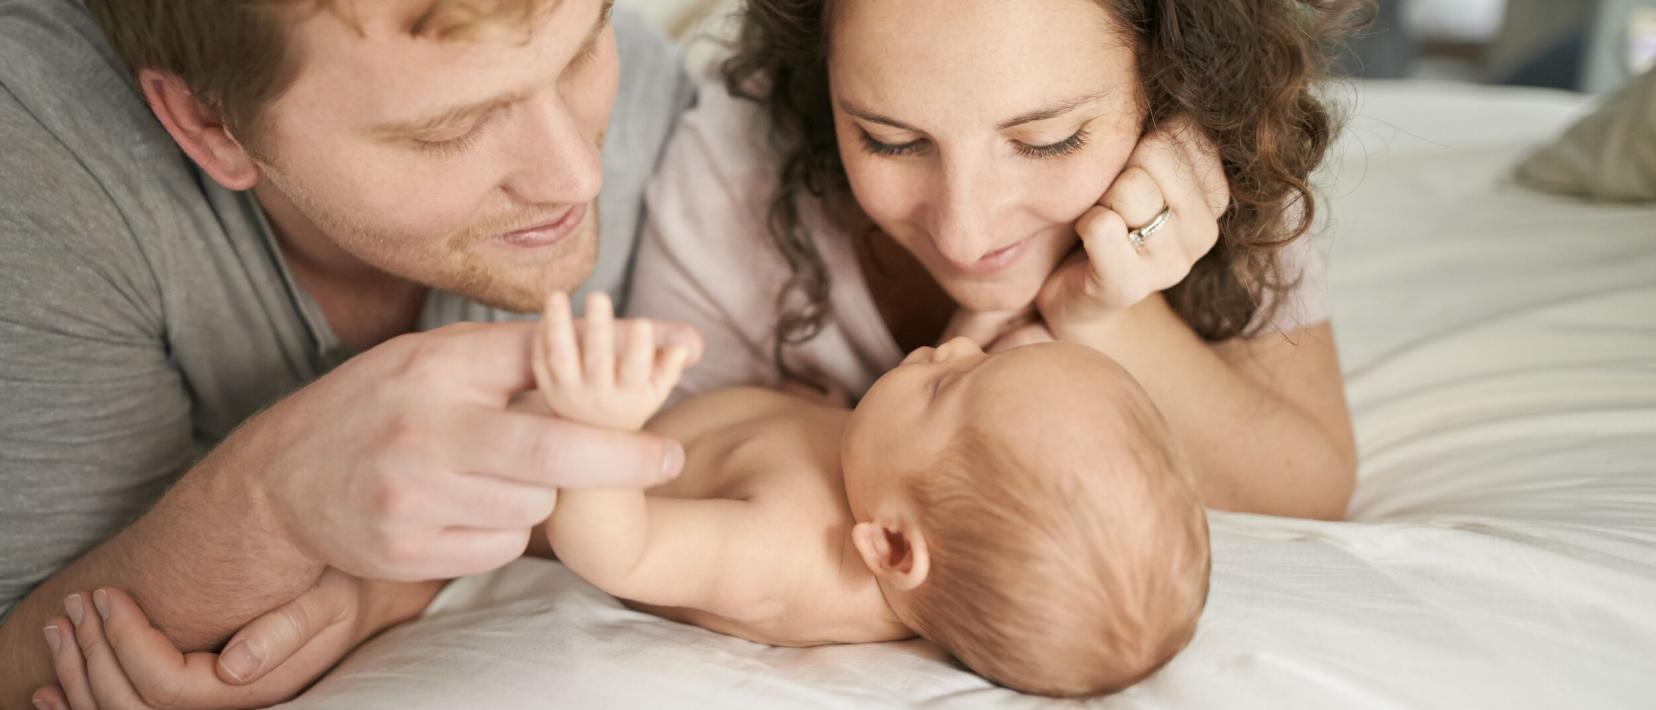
<box><xmin>220</xmin><ymin>639</ymin><xmax>262</xmax><ymax>682</ymax></box>
<box><xmin>93</xmin><ymin>589</ymin><xmax>110</xmax><ymax>620</ymax></box>
<box><xmin>43</xmin><ymin>625</ymin><xmax>61</xmax><ymax>654</ymax></box>
<box><xmin>34</xmin><ymin>699</ymin><xmax>51</xmax><ymax>710</ymax></box>
<box><xmin>660</xmin><ymin>443</ymin><xmax>685</xmax><ymax>480</ymax></box>
<box><xmin>64</xmin><ymin>594</ymin><xmax>84</xmax><ymax>627</ymax></box>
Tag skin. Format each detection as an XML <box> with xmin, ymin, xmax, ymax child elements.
<box><xmin>14</xmin><ymin>1</ymin><xmax>705</xmax><ymax>708</ymax></box>
<box><xmin>828</xmin><ymin>0</ymin><xmax>1358</xmax><ymax>520</ymax></box>
<box><xmin>534</xmin><ymin>301</ymin><xmax>1175</xmax><ymax>694</ymax></box>
<box><xmin>31</xmin><ymin>0</ymin><xmax>1355</xmax><ymax>703</ymax></box>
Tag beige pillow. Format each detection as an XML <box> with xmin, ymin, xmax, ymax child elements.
<box><xmin>1516</xmin><ymin>69</ymin><xmax>1656</xmax><ymax>202</ymax></box>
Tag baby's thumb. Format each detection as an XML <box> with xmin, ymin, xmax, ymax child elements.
<box><xmin>217</xmin><ymin>571</ymin><xmax>356</xmax><ymax>685</ymax></box>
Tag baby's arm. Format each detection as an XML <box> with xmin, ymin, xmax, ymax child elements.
<box><xmin>535</xmin><ymin>293</ymin><xmax>777</xmax><ymax>618</ymax></box>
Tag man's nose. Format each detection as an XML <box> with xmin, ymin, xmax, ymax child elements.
<box><xmin>502</xmin><ymin>95</ymin><xmax>604</xmax><ymax>207</ymax></box>
<box><xmin>929</xmin><ymin>154</ymin><xmax>1006</xmax><ymax>267</ymax></box>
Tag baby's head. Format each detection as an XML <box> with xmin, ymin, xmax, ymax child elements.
<box><xmin>842</xmin><ymin>337</ymin><xmax>1210</xmax><ymax>697</ymax></box>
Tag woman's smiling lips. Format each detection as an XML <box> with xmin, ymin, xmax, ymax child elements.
<box><xmin>951</xmin><ymin>235</ymin><xmax>1034</xmax><ymax>277</ymax></box>
<box><xmin>500</xmin><ymin>203</ymin><xmax>587</xmax><ymax>248</ymax></box>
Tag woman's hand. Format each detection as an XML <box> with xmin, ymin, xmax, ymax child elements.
<box><xmin>1037</xmin><ymin>115</ymin><xmax>1230</xmax><ymax>342</ymax></box>
<box><xmin>34</xmin><ymin>571</ymin><xmax>442</xmax><ymax>710</ymax></box>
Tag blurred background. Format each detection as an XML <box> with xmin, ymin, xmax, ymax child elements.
<box><xmin>621</xmin><ymin>0</ymin><xmax>1656</xmax><ymax>95</ymax></box>
<box><xmin>1334</xmin><ymin>0</ymin><xmax>1656</xmax><ymax>93</ymax></box>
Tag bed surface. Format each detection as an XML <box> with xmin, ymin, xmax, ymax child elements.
<box><xmin>275</xmin><ymin>82</ymin><xmax>1656</xmax><ymax>709</ymax></box>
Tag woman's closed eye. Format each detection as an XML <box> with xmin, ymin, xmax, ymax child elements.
<box><xmin>859</xmin><ymin>129</ymin><xmax>929</xmax><ymax>158</ymax></box>
<box><xmin>1014</xmin><ymin>128</ymin><xmax>1090</xmax><ymax>159</ymax></box>
<box><xmin>858</xmin><ymin>127</ymin><xmax>1092</xmax><ymax>160</ymax></box>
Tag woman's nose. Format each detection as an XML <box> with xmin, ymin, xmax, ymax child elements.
<box><xmin>929</xmin><ymin>156</ymin><xmax>1004</xmax><ymax>267</ymax></box>
<box><xmin>502</xmin><ymin>95</ymin><xmax>604</xmax><ymax>207</ymax></box>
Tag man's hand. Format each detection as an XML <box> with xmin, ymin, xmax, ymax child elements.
<box><xmin>532</xmin><ymin>292</ymin><xmax>691</xmax><ymax>431</ymax></box>
<box><xmin>33</xmin><ymin>572</ymin><xmax>441</xmax><ymax>710</ymax></box>
<box><xmin>253</xmin><ymin>319</ymin><xmax>701</xmax><ymax>582</ymax></box>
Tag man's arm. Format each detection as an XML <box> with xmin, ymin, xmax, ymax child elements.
<box><xmin>0</xmin><ymin>367</ymin><xmax>326</xmax><ymax>705</ymax></box>
<box><xmin>0</xmin><ymin>130</ymin><xmax>329</xmax><ymax>705</ymax></box>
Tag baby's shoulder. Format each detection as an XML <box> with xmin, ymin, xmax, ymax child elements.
<box><xmin>650</xmin><ymin>386</ymin><xmax>804</xmax><ymax>438</ymax></box>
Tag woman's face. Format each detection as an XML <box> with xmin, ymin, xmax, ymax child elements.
<box><xmin>828</xmin><ymin>0</ymin><xmax>1144</xmax><ymax>312</ymax></box>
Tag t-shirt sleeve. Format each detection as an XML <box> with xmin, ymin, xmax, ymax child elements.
<box><xmin>625</xmin><ymin>83</ymin><xmax>793</xmax><ymax>400</ymax></box>
<box><xmin>0</xmin><ymin>88</ymin><xmax>194</xmax><ymax>618</ymax></box>
<box><xmin>1251</xmin><ymin>216</ymin><xmax>1332</xmax><ymax>336</ymax></box>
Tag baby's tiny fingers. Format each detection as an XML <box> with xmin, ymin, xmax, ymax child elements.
<box><xmin>583</xmin><ymin>293</ymin><xmax>616</xmax><ymax>387</ymax></box>
<box><xmin>542</xmin><ymin>292</ymin><xmax>581</xmax><ymax>386</ymax></box>
<box><xmin>619</xmin><ymin>320</ymin><xmax>654</xmax><ymax>387</ymax></box>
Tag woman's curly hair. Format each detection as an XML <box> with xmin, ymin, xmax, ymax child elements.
<box><xmin>722</xmin><ymin>0</ymin><xmax>1369</xmax><ymax>362</ymax></box>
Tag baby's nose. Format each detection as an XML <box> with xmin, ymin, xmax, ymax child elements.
<box><xmin>936</xmin><ymin>336</ymin><xmax>981</xmax><ymax>360</ymax></box>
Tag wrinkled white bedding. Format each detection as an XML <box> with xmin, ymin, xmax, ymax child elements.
<box><xmin>277</xmin><ymin>82</ymin><xmax>1656</xmax><ymax>709</ymax></box>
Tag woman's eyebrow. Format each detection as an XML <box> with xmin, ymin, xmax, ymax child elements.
<box><xmin>837</xmin><ymin>100</ymin><xmax>916</xmax><ymax>131</ymax></box>
<box><xmin>997</xmin><ymin>89</ymin><xmax>1112</xmax><ymax>130</ymax></box>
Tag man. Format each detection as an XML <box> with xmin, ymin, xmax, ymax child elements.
<box><xmin>0</xmin><ymin>0</ymin><xmax>697</xmax><ymax>705</ymax></box>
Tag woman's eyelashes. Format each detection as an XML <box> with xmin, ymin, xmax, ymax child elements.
<box><xmin>857</xmin><ymin>128</ymin><xmax>1092</xmax><ymax>160</ymax></box>
<box><xmin>859</xmin><ymin>130</ymin><xmax>928</xmax><ymax>158</ymax></box>
<box><xmin>1015</xmin><ymin>128</ymin><xmax>1090</xmax><ymax>159</ymax></box>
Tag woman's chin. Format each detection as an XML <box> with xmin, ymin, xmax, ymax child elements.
<box><xmin>942</xmin><ymin>277</ymin><xmax>1043</xmax><ymax>314</ymax></box>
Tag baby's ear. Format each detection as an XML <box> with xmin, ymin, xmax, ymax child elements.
<box><xmin>851</xmin><ymin>521</ymin><xmax>931</xmax><ymax>591</ymax></box>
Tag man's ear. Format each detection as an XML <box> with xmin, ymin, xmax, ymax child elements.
<box><xmin>138</xmin><ymin>68</ymin><xmax>262</xmax><ymax>191</ymax></box>
<box><xmin>851</xmin><ymin>520</ymin><xmax>931</xmax><ymax>591</ymax></box>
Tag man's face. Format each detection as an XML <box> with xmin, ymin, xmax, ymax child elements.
<box><xmin>252</xmin><ymin>0</ymin><xmax>619</xmax><ymax>311</ymax></box>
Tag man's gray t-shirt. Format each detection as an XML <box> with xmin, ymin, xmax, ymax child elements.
<box><xmin>0</xmin><ymin>0</ymin><xmax>695</xmax><ymax>616</ymax></box>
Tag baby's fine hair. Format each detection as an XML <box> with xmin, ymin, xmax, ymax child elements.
<box><xmin>900</xmin><ymin>402</ymin><xmax>1211</xmax><ymax>697</ymax></box>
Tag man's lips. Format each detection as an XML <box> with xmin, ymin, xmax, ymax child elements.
<box><xmin>500</xmin><ymin>203</ymin><xmax>587</xmax><ymax>248</ymax></box>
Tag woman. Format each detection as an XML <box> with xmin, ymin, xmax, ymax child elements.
<box><xmin>630</xmin><ymin>0</ymin><xmax>1361</xmax><ymax>520</ymax></box>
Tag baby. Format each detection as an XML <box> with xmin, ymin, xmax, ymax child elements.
<box><xmin>535</xmin><ymin>292</ymin><xmax>1211</xmax><ymax>697</ymax></box>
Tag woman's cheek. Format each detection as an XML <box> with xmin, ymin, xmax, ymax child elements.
<box><xmin>1036</xmin><ymin>158</ymin><xmax>1125</xmax><ymax>225</ymax></box>
<box><xmin>844</xmin><ymin>156</ymin><xmax>923</xmax><ymax>228</ymax></box>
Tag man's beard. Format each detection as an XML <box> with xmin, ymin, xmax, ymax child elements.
<box><xmin>264</xmin><ymin>166</ymin><xmax>601</xmax><ymax>313</ymax></box>
<box><xmin>438</xmin><ymin>207</ymin><xmax>601</xmax><ymax>312</ymax></box>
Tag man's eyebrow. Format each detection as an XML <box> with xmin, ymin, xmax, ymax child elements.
<box><xmin>370</xmin><ymin>93</ymin><xmax>525</xmax><ymax>139</ymax></box>
<box><xmin>997</xmin><ymin>89</ymin><xmax>1112</xmax><ymax>130</ymax></box>
<box><xmin>839</xmin><ymin>88</ymin><xmax>1113</xmax><ymax>134</ymax></box>
<box><xmin>371</xmin><ymin>0</ymin><xmax>614</xmax><ymax>140</ymax></box>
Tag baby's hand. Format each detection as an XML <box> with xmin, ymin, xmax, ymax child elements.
<box><xmin>533</xmin><ymin>292</ymin><xmax>691</xmax><ymax>431</ymax></box>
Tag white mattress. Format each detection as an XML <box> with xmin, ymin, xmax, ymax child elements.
<box><xmin>277</xmin><ymin>82</ymin><xmax>1656</xmax><ymax>709</ymax></box>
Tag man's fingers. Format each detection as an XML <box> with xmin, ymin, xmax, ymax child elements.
<box><xmin>66</xmin><ymin>591</ymin><xmax>153</xmax><ymax>710</ymax></box>
<box><xmin>409</xmin><ymin>321</ymin><xmax>542</xmax><ymax>400</ymax></box>
<box><xmin>418</xmin><ymin>528</ymin><xmax>537</xmax><ymax>579</ymax></box>
<box><xmin>217</xmin><ymin>572</ymin><xmax>356</xmax><ymax>686</ymax></box>
<box><xmin>43</xmin><ymin>615</ymin><xmax>97</xmax><ymax>710</ymax></box>
<box><xmin>31</xmin><ymin>685</ymin><xmax>71</xmax><ymax>710</ymax></box>
<box><xmin>430</xmin><ymin>471</ymin><xmax>561</xmax><ymax>530</ymax></box>
<box><xmin>449</xmin><ymin>408</ymin><xmax>683</xmax><ymax>489</ymax></box>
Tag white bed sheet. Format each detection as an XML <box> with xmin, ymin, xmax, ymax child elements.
<box><xmin>276</xmin><ymin>82</ymin><xmax>1656</xmax><ymax>709</ymax></box>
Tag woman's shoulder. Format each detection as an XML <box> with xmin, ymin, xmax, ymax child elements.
<box><xmin>667</xmin><ymin>77</ymin><xmax>784</xmax><ymax>183</ymax></box>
